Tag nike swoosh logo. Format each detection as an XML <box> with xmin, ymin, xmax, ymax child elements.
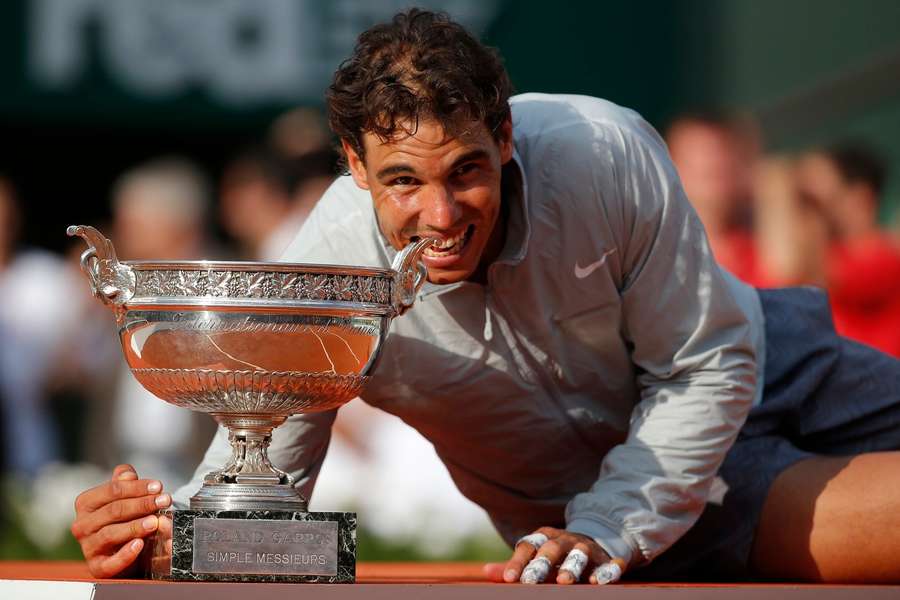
<box><xmin>574</xmin><ymin>248</ymin><xmax>617</xmax><ymax>279</ymax></box>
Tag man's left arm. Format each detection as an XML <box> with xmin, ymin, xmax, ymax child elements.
<box><xmin>498</xmin><ymin>114</ymin><xmax>757</xmax><ymax>584</ymax></box>
<box><xmin>567</xmin><ymin>119</ymin><xmax>757</xmax><ymax>568</ymax></box>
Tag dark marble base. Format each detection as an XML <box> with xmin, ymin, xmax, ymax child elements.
<box><xmin>146</xmin><ymin>509</ymin><xmax>356</xmax><ymax>583</ymax></box>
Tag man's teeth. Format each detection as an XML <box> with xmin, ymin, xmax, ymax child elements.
<box><xmin>422</xmin><ymin>230</ymin><xmax>468</xmax><ymax>257</ymax></box>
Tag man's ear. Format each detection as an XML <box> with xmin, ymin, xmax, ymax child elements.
<box><xmin>497</xmin><ymin>116</ymin><xmax>514</xmax><ymax>165</ymax></box>
<box><xmin>341</xmin><ymin>139</ymin><xmax>370</xmax><ymax>190</ymax></box>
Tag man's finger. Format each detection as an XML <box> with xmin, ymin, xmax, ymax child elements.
<box><xmin>81</xmin><ymin>514</ymin><xmax>159</xmax><ymax>558</ymax></box>
<box><xmin>483</xmin><ymin>562</ymin><xmax>506</xmax><ymax>582</ymax></box>
<box><xmin>157</xmin><ymin>513</ymin><xmax>174</xmax><ymax>557</ymax></box>
<box><xmin>520</xmin><ymin>555</ymin><xmax>552</xmax><ymax>584</ymax></box>
<box><xmin>502</xmin><ymin>537</ymin><xmax>540</xmax><ymax>582</ymax></box>
<box><xmin>556</xmin><ymin>545</ymin><xmax>590</xmax><ymax>584</ymax></box>
<box><xmin>112</xmin><ymin>464</ymin><xmax>138</xmax><ymax>481</ymax></box>
<box><xmin>521</xmin><ymin>537</ymin><xmax>574</xmax><ymax>584</ymax></box>
<box><xmin>73</xmin><ymin>493</ymin><xmax>170</xmax><ymax>538</ymax></box>
<box><xmin>158</xmin><ymin>513</ymin><xmax>173</xmax><ymax>536</ymax></box>
<box><xmin>89</xmin><ymin>538</ymin><xmax>144</xmax><ymax>579</ymax></box>
<box><xmin>75</xmin><ymin>479</ymin><xmax>163</xmax><ymax>514</ymax></box>
<box><xmin>589</xmin><ymin>558</ymin><xmax>627</xmax><ymax>585</ymax></box>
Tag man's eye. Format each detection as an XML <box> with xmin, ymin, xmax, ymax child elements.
<box><xmin>455</xmin><ymin>164</ymin><xmax>477</xmax><ymax>177</ymax></box>
<box><xmin>391</xmin><ymin>176</ymin><xmax>416</xmax><ymax>186</ymax></box>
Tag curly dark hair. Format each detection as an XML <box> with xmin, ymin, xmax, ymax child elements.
<box><xmin>824</xmin><ymin>141</ymin><xmax>887</xmax><ymax>198</ymax></box>
<box><xmin>326</xmin><ymin>8</ymin><xmax>512</xmax><ymax>169</ymax></box>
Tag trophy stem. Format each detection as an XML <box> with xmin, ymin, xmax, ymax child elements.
<box><xmin>190</xmin><ymin>414</ymin><xmax>307</xmax><ymax>511</ymax></box>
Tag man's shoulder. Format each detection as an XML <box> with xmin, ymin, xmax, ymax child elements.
<box><xmin>280</xmin><ymin>176</ymin><xmax>389</xmax><ymax>268</ymax></box>
<box><xmin>510</xmin><ymin>93</ymin><xmax>649</xmax><ymax>142</ymax></box>
<box><xmin>509</xmin><ymin>93</ymin><xmax>667</xmax><ymax>185</ymax></box>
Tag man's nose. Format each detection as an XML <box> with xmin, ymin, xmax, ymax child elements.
<box><xmin>420</xmin><ymin>184</ymin><xmax>460</xmax><ymax>230</ymax></box>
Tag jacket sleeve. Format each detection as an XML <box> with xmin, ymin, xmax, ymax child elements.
<box><xmin>564</xmin><ymin>115</ymin><xmax>757</xmax><ymax>568</ymax></box>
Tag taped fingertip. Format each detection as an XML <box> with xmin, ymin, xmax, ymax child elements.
<box><xmin>593</xmin><ymin>561</ymin><xmax>623</xmax><ymax>585</ymax></box>
<box><xmin>520</xmin><ymin>556</ymin><xmax>551</xmax><ymax>584</ymax></box>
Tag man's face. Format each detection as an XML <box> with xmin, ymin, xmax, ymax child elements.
<box><xmin>343</xmin><ymin>117</ymin><xmax>513</xmax><ymax>284</ymax></box>
<box><xmin>795</xmin><ymin>153</ymin><xmax>845</xmax><ymax>213</ymax></box>
<box><xmin>668</xmin><ymin>122</ymin><xmax>751</xmax><ymax>227</ymax></box>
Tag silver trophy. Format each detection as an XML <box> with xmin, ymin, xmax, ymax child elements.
<box><xmin>68</xmin><ymin>225</ymin><xmax>434</xmax><ymax>583</ymax></box>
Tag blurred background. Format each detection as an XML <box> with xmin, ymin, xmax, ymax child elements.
<box><xmin>1</xmin><ymin>0</ymin><xmax>898</xmax><ymax>563</ymax></box>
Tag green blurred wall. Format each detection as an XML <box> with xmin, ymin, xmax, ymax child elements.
<box><xmin>2</xmin><ymin>0</ymin><xmax>899</xmax><ymax>233</ymax></box>
<box><xmin>485</xmin><ymin>0</ymin><xmax>900</xmax><ymax>221</ymax></box>
<box><xmin>713</xmin><ymin>0</ymin><xmax>900</xmax><ymax>222</ymax></box>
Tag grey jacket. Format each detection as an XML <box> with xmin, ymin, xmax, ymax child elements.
<box><xmin>175</xmin><ymin>93</ymin><xmax>765</xmax><ymax>568</ymax></box>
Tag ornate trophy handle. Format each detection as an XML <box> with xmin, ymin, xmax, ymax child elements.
<box><xmin>390</xmin><ymin>237</ymin><xmax>436</xmax><ymax>316</ymax></box>
<box><xmin>66</xmin><ymin>225</ymin><xmax>136</xmax><ymax>310</ymax></box>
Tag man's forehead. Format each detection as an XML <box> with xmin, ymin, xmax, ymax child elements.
<box><xmin>364</xmin><ymin>117</ymin><xmax>492</xmax><ymax>153</ymax></box>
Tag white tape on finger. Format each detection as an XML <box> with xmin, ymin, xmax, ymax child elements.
<box><xmin>520</xmin><ymin>555</ymin><xmax>551</xmax><ymax>584</ymax></box>
<box><xmin>516</xmin><ymin>533</ymin><xmax>548</xmax><ymax>551</ymax></box>
<box><xmin>592</xmin><ymin>560</ymin><xmax>623</xmax><ymax>585</ymax></box>
<box><xmin>559</xmin><ymin>548</ymin><xmax>588</xmax><ymax>581</ymax></box>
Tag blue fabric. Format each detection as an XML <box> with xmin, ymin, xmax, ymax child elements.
<box><xmin>633</xmin><ymin>286</ymin><xmax>900</xmax><ymax>580</ymax></box>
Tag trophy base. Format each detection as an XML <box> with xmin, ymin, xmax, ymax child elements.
<box><xmin>146</xmin><ymin>509</ymin><xmax>356</xmax><ymax>583</ymax></box>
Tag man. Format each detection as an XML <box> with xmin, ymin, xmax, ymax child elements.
<box><xmin>794</xmin><ymin>144</ymin><xmax>900</xmax><ymax>357</ymax></box>
<box><xmin>71</xmin><ymin>9</ymin><xmax>900</xmax><ymax>583</ymax></box>
<box><xmin>666</xmin><ymin>113</ymin><xmax>768</xmax><ymax>286</ymax></box>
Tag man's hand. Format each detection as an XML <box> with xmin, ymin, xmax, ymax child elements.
<box><xmin>70</xmin><ymin>464</ymin><xmax>172</xmax><ymax>578</ymax></box>
<box><xmin>483</xmin><ymin>526</ymin><xmax>626</xmax><ymax>585</ymax></box>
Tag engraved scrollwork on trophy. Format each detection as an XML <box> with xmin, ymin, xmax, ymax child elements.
<box><xmin>307</xmin><ymin>273</ymin><xmax>331</xmax><ymax>300</ymax></box>
<box><xmin>334</xmin><ymin>275</ymin><xmax>356</xmax><ymax>301</ymax></box>
<box><xmin>276</xmin><ymin>272</ymin><xmax>300</xmax><ymax>299</ymax></box>
<box><xmin>179</xmin><ymin>270</ymin><xmax>208</xmax><ymax>296</ymax></box>
<box><xmin>207</xmin><ymin>270</ymin><xmax>231</xmax><ymax>297</ymax></box>
<box><xmin>138</xmin><ymin>270</ymin><xmax>164</xmax><ymax>296</ymax></box>
<box><xmin>130</xmin><ymin>269</ymin><xmax>395</xmax><ymax>304</ymax></box>
<box><xmin>357</xmin><ymin>276</ymin><xmax>375</xmax><ymax>302</ymax></box>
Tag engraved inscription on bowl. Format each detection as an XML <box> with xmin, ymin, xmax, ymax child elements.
<box><xmin>121</xmin><ymin>312</ymin><xmax>384</xmax><ymax>414</ymax></box>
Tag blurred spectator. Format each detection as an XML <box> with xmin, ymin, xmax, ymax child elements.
<box><xmin>753</xmin><ymin>156</ymin><xmax>831</xmax><ymax>288</ymax></box>
<box><xmin>220</xmin><ymin>146</ymin><xmax>338</xmax><ymax>262</ymax></box>
<box><xmin>111</xmin><ymin>158</ymin><xmax>212</xmax><ymax>260</ymax></box>
<box><xmin>219</xmin><ymin>147</ymin><xmax>294</xmax><ymax>260</ymax></box>
<box><xmin>99</xmin><ymin>158</ymin><xmax>217</xmax><ymax>488</ymax></box>
<box><xmin>755</xmin><ymin>143</ymin><xmax>900</xmax><ymax>357</ymax></box>
<box><xmin>0</xmin><ymin>175</ymin><xmax>81</xmax><ymax>477</ymax></box>
<box><xmin>667</xmin><ymin>112</ymin><xmax>769</xmax><ymax>285</ymax></box>
<box><xmin>268</xmin><ymin>107</ymin><xmax>333</xmax><ymax>162</ymax></box>
<box><xmin>263</xmin><ymin>148</ymin><xmax>341</xmax><ymax>260</ymax></box>
<box><xmin>795</xmin><ymin>143</ymin><xmax>900</xmax><ymax>357</ymax></box>
<box><xmin>262</xmin><ymin>107</ymin><xmax>339</xmax><ymax>259</ymax></box>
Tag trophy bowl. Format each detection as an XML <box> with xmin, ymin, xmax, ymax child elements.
<box><xmin>68</xmin><ymin>225</ymin><xmax>433</xmax><ymax>513</ymax></box>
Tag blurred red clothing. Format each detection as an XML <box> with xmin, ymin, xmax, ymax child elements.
<box><xmin>710</xmin><ymin>230</ymin><xmax>772</xmax><ymax>288</ymax></box>
<box><xmin>827</xmin><ymin>234</ymin><xmax>900</xmax><ymax>358</ymax></box>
